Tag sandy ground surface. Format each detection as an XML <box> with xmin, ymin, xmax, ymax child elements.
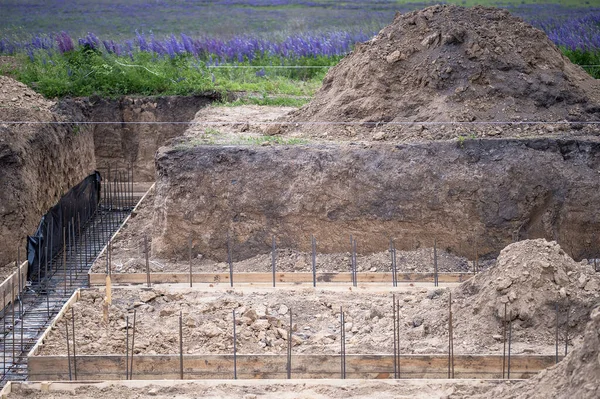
<box><xmin>7</xmin><ymin>379</ymin><xmax>517</xmax><ymax>399</ymax></box>
<box><xmin>91</xmin><ymin>186</ymin><xmax>489</xmax><ymax>275</ymax></box>
<box><xmin>38</xmin><ymin>284</ymin><xmax>564</xmax><ymax>358</ymax></box>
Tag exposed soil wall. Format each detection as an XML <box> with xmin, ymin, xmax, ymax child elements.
<box><xmin>62</xmin><ymin>95</ymin><xmax>219</xmax><ymax>182</ymax></box>
<box><xmin>153</xmin><ymin>138</ymin><xmax>600</xmax><ymax>262</ymax></box>
<box><xmin>0</xmin><ymin>77</ymin><xmax>95</xmax><ymax>270</ymax></box>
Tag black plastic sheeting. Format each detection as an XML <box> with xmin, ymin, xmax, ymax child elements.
<box><xmin>26</xmin><ymin>171</ymin><xmax>101</xmax><ymax>281</ymax></box>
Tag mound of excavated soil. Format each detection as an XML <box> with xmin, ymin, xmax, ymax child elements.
<box><xmin>427</xmin><ymin>239</ymin><xmax>600</xmax><ymax>351</ymax></box>
<box><xmin>284</xmin><ymin>5</ymin><xmax>600</xmax><ymax>142</ymax></box>
<box><xmin>477</xmin><ymin>305</ymin><xmax>600</xmax><ymax>399</ymax></box>
<box><xmin>0</xmin><ymin>75</ymin><xmax>54</xmax><ymax>118</ymax></box>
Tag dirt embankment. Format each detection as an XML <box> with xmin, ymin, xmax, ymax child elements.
<box><xmin>152</xmin><ymin>138</ymin><xmax>600</xmax><ymax>263</ymax></box>
<box><xmin>59</xmin><ymin>95</ymin><xmax>220</xmax><ymax>182</ymax></box>
<box><xmin>92</xmin><ymin>185</ymin><xmax>474</xmax><ymax>274</ymax></box>
<box><xmin>283</xmin><ymin>5</ymin><xmax>600</xmax><ymax>142</ymax></box>
<box><xmin>0</xmin><ymin>76</ymin><xmax>95</xmax><ymax>275</ymax></box>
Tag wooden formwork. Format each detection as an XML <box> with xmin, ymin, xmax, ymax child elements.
<box><xmin>0</xmin><ymin>261</ymin><xmax>28</xmax><ymax>308</ymax></box>
<box><xmin>27</xmin><ymin>352</ymin><xmax>556</xmax><ymax>381</ymax></box>
<box><xmin>87</xmin><ymin>271</ymin><xmax>474</xmax><ymax>286</ymax></box>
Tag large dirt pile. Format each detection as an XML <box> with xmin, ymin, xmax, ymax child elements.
<box><xmin>429</xmin><ymin>239</ymin><xmax>600</xmax><ymax>351</ymax></box>
<box><xmin>285</xmin><ymin>5</ymin><xmax>600</xmax><ymax>141</ymax></box>
<box><xmin>477</xmin><ymin>305</ymin><xmax>600</xmax><ymax>399</ymax></box>
<box><xmin>0</xmin><ymin>75</ymin><xmax>95</xmax><ymax>272</ymax></box>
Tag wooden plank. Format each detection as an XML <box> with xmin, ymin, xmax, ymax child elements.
<box><xmin>88</xmin><ymin>272</ymin><xmax>474</xmax><ymax>286</ymax></box>
<box><xmin>0</xmin><ymin>261</ymin><xmax>28</xmax><ymax>309</ymax></box>
<box><xmin>27</xmin><ymin>290</ymin><xmax>81</xmax><ymax>357</ymax></box>
<box><xmin>28</xmin><ymin>353</ymin><xmax>556</xmax><ymax>381</ymax></box>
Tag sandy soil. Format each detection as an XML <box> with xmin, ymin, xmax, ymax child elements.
<box><xmin>38</xmin><ymin>283</ymin><xmax>563</xmax><ymax>358</ymax></box>
<box><xmin>7</xmin><ymin>379</ymin><xmax>517</xmax><ymax>399</ymax></box>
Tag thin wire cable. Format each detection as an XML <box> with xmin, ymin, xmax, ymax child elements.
<box><xmin>1</xmin><ymin>120</ymin><xmax>600</xmax><ymax>125</ymax></box>
<box><xmin>207</xmin><ymin>65</ymin><xmax>333</xmax><ymax>68</ymax></box>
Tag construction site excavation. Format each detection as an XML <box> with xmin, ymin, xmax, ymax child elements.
<box><xmin>1</xmin><ymin>4</ymin><xmax>600</xmax><ymax>399</ymax></box>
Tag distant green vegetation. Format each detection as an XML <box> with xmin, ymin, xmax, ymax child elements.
<box><xmin>2</xmin><ymin>48</ymin><xmax>333</xmax><ymax>98</ymax></box>
<box><xmin>0</xmin><ymin>1</ymin><xmax>597</xmax><ymax>99</ymax></box>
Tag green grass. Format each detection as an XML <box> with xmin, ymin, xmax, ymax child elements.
<box><xmin>174</xmin><ymin>134</ymin><xmax>308</xmax><ymax>149</ymax></box>
<box><xmin>3</xmin><ymin>39</ymin><xmax>598</xmax><ymax>100</ymax></box>
<box><xmin>219</xmin><ymin>95</ymin><xmax>311</xmax><ymax>108</ymax></box>
<box><xmin>6</xmin><ymin>47</ymin><xmax>334</xmax><ymax>98</ymax></box>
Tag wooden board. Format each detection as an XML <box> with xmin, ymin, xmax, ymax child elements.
<box><xmin>88</xmin><ymin>272</ymin><xmax>474</xmax><ymax>286</ymax></box>
<box><xmin>0</xmin><ymin>261</ymin><xmax>28</xmax><ymax>309</ymax></box>
<box><xmin>28</xmin><ymin>353</ymin><xmax>556</xmax><ymax>381</ymax></box>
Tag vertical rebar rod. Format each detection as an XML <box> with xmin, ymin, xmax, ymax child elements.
<box><xmin>16</xmin><ymin>249</ymin><xmax>21</xmax><ymax>303</ymax></box>
<box><xmin>434</xmin><ymin>239</ymin><xmax>439</xmax><ymax>287</ymax></box>
<box><xmin>130</xmin><ymin>164</ymin><xmax>134</xmax><ymax>209</ymax></box>
<box><xmin>393</xmin><ymin>294</ymin><xmax>397</xmax><ymax>379</ymax></box>
<box><xmin>233</xmin><ymin>309</ymin><xmax>237</xmax><ymax>379</ymax></box>
<box><xmin>49</xmin><ymin>217</ymin><xmax>53</xmax><ymax>281</ymax></box>
<box><xmin>2</xmin><ymin>290</ymin><xmax>5</xmax><ymax>378</ymax></box>
<box><xmin>287</xmin><ymin>309</ymin><xmax>292</xmax><ymax>379</ymax></box>
<box><xmin>77</xmin><ymin>213</ymin><xmax>81</xmax><ymax>275</ymax></box>
<box><xmin>69</xmin><ymin>221</ymin><xmax>73</xmax><ymax>286</ymax></box>
<box><xmin>228</xmin><ymin>233</ymin><xmax>233</xmax><ymax>288</ymax></box>
<box><xmin>11</xmin><ymin>281</ymin><xmax>15</xmax><ymax>361</ymax></box>
<box><xmin>125</xmin><ymin>315</ymin><xmax>129</xmax><ymax>380</ymax></box>
<box><xmin>38</xmin><ymin>231</ymin><xmax>42</xmax><ymax>286</ymax></box>
<box><xmin>272</xmin><ymin>236</ymin><xmax>276</xmax><ymax>288</ymax></box>
<box><xmin>340</xmin><ymin>306</ymin><xmax>344</xmax><ymax>379</ymax></box>
<box><xmin>555</xmin><ymin>302</ymin><xmax>559</xmax><ymax>364</ymax></box>
<box><xmin>390</xmin><ymin>239</ymin><xmax>397</xmax><ymax>287</ymax></box>
<box><xmin>65</xmin><ymin>321</ymin><xmax>72</xmax><ymax>381</ymax></box>
<box><xmin>145</xmin><ymin>236</ymin><xmax>150</xmax><ymax>288</ymax></box>
<box><xmin>311</xmin><ymin>235</ymin><xmax>316</xmax><ymax>288</ymax></box>
<box><xmin>340</xmin><ymin>306</ymin><xmax>346</xmax><ymax>379</ymax></box>
<box><xmin>448</xmin><ymin>291</ymin><xmax>454</xmax><ymax>379</ymax></box>
<box><xmin>396</xmin><ymin>298</ymin><xmax>401</xmax><ymax>379</ymax></box>
<box><xmin>350</xmin><ymin>235</ymin><xmax>354</xmax><ymax>287</ymax></box>
<box><xmin>502</xmin><ymin>303</ymin><xmax>507</xmax><ymax>379</ymax></box>
<box><xmin>179</xmin><ymin>310</ymin><xmax>183</xmax><ymax>380</ymax></box>
<box><xmin>448</xmin><ymin>292</ymin><xmax>451</xmax><ymax>378</ymax></box>
<box><xmin>108</xmin><ymin>240</ymin><xmax>112</xmax><ymax>277</ymax></box>
<box><xmin>130</xmin><ymin>309</ymin><xmax>136</xmax><ymax>380</ymax></box>
<box><xmin>189</xmin><ymin>235</ymin><xmax>193</xmax><ymax>288</ymax></box>
<box><xmin>475</xmin><ymin>239</ymin><xmax>479</xmax><ymax>273</ymax></box>
<box><xmin>71</xmin><ymin>308</ymin><xmax>77</xmax><ymax>380</ymax></box>
<box><xmin>352</xmin><ymin>239</ymin><xmax>357</xmax><ymax>287</ymax></box>
<box><xmin>508</xmin><ymin>312</ymin><xmax>513</xmax><ymax>379</ymax></box>
<box><xmin>565</xmin><ymin>304</ymin><xmax>569</xmax><ymax>357</ymax></box>
<box><xmin>63</xmin><ymin>227</ymin><xmax>67</xmax><ymax>293</ymax></box>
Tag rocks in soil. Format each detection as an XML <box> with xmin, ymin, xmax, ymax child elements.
<box><xmin>478</xmin><ymin>305</ymin><xmax>600</xmax><ymax>399</ymax></box>
<box><xmin>285</xmin><ymin>5</ymin><xmax>600</xmax><ymax>141</ymax></box>
<box><xmin>438</xmin><ymin>239</ymin><xmax>600</xmax><ymax>350</ymax></box>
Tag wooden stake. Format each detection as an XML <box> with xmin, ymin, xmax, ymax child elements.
<box><xmin>71</xmin><ymin>308</ymin><xmax>77</xmax><ymax>380</ymax></box>
<box><xmin>130</xmin><ymin>309</ymin><xmax>137</xmax><ymax>380</ymax></box>
<box><xmin>65</xmin><ymin>322</ymin><xmax>72</xmax><ymax>381</ymax></box>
